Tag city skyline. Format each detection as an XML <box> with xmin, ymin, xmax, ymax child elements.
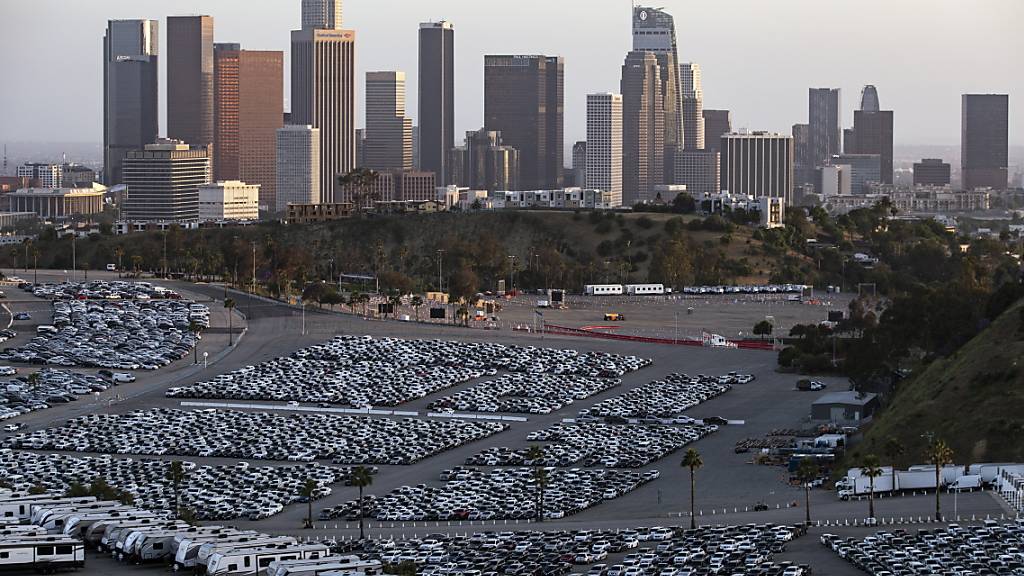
<box><xmin>1</xmin><ymin>0</ymin><xmax>1020</xmax><ymax>151</ymax></box>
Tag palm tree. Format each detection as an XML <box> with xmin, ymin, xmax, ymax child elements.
<box><xmin>131</xmin><ymin>255</ymin><xmax>143</xmax><ymax>277</ymax></box>
<box><xmin>113</xmin><ymin>247</ymin><xmax>125</xmax><ymax>277</ymax></box>
<box><xmin>682</xmin><ymin>448</ymin><xmax>703</xmax><ymax>529</ymax></box>
<box><xmin>188</xmin><ymin>320</ymin><xmax>203</xmax><ymax>364</ymax></box>
<box><xmin>224</xmin><ymin>298</ymin><xmax>236</xmax><ymax>346</ymax></box>
<box><xmin>166</xmin><ymin>461</ymin><xmax>186</xmax><ymax>518</ymax></box>
<box><xmin>883</xmin><ymin>437</ymin><xmax>904</xmax><ymax>487</ymax></box>
<box><xmin>411</xmin><ymin>296</ymin><xmax>424</xmax><ymax>322</ymax></box>
<box><xmin>926</xmin><ymin>438</ymin><xmax>954</xmax><ymax>521</ymax></box>
<box><xmin>338</xmin><ymin>167</ymin><xmax>380</xmax><ymax>217</ymax></box>
<box><xmin>796</xmin><ymin>457</ymin><xmax>818</xmax><ymax>525</ymax></box>
<box><xmin>525</xmin><ymin>445</ymin><xmax>546</xmax><ymax>522</ymax></box>
<box><xmin>860</xmin><ymin>454</ymin><xmax>883</xmax><ymax>520</ymax></box>
<box><xmin>388</xmin><ymin>294</ymin><xmax>402</xmax><ymax>319</ymax></box>
<box><xmin>300</xmin><ymin>478</ymin><xmax>317</xmax><ymax>529</ymax></box>
<box><xmin>350</xmin><ymin>466</ymin><xmax>373</xmax><ymax>540</ymax></box>
<box><xmin>456</xmin><ymin>305</ymin><xmax>470</xmax><ymax>327</ymax></box>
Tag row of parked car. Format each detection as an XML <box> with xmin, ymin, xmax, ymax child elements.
<box><xmin>7</xmin><ymin>408</ymin><xmax>507</xmax><ymax>465</ymax></box>
<box><xmin>680</xmin><ymin>284</ymin><xmax>807</xmax><ymax>295</ymax></box>
<box><xmin>338</xmin><ymin>524</ymin><xmax>804</xmax><ymax>576</ymax></box>
<box><xmin>0</xmin><ymin>449</ymin><xmax>352</xmax><ymax>521</ymax></box>
<box><xmin>0</xmin><ymin>368</ymin><xmax>135</xmax><ymax>422</ymax></box>
<box><xmin>166</xmin><ymin>335</ymin><xmax>650</xmax><ymax>409</ymax></box>
<box><xmin>579</xmin><ymin>373</ymin><xmax>745</xmax><ymax>422</ymax></box>
<box><xmin>429</xmin><ymin>373</ymin><xmax>621</xmax><ymax>415</ymax></box>
<box><xmin>821</xmin><ymin>521</ymin><xmax>1024</xmax><ymax>576</ymax></box>
<box><xmin>25</xmin><ymin>280</ymin><xmax>183</xmax><ymax>301</ymax></box>
<box><xmin>0</xmin><ymin>296</ymin><xmax>204</xmax><ymax>369</ymax></box>
<box><xmin>322</xmin><ymin>467</ymin><xmax>659</xmax><ymax>522</ymax></box>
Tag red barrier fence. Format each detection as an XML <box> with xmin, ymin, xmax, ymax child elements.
<box><xmin>541</xmin><ymin>324</ymin><xmax>776</xmax><ymax>352</ymax></box>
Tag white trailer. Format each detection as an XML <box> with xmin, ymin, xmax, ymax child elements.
<box><xmin>584</xmin><ymin>284</ymin><xmax>623</xmax><ymax>296</ymax></box>
<box><xmin>64</xmin><ymin>509</ymin><xmax>165</xmax><ymax>537</ymax></box>
<box><xmin>896</xmin><ymin>470</ymin><xmax>938</xmax><ymax>490</ymax></box>
<box><xmin>951</xmin><ymin>475</ymin><xmax>982</xmax><ymax>491</ymax></box>
<box><xmin>624</xmin><ymin>284</ymin><xmax>665</xmax><ymax>295</ymax></box>
<box><xmin>32</xmin><ymin>501</ymin><xmax>126</xmax><ymax>527</ymax></box>
<box><xmin>0</xmin><ymin>525</ymin><xmax>47</xmax><ymax>538</ymax></box>
<box><xmin>101</xmin><ymin>521</ymin><xmax>189</xmax><ymax>554</ymax></box>
<box><xmin>195</xmin><ymin>537</ymin><xmax>299</xmax><ymax>571</ymax></box>
<box><xmin>267</xmin><ymin>556</ymin><xmax>383</xmax><ymax>576</ymax></box>
<box><xmin>133</xmin><ymin>526</ymin><xmax>237</xmax><ymax>564</ymax></box>
<box><xmin>853</xmin><ymin>474</ymin><xmax>894</xmax><ymax>496</ymax></box>
<box><xmin>206</xmin><ymin>543</ymin><xmax>331</xmax><ymax>576</ymax></box>
<box><xmin>0</xmin><ymin>496</ymin><xmax>97</xmax><ymax>523</ymax></box>
<box><xmin>86</xmin><ymin>516</ymin><xmax>174</xmax><ymax>548</ymax></box>
<box><xmin>0</xmin><ymin>536</ymin><xmax>85</xmax><ymax>572</ymax></box>
<box><xmin>171</xmin><ymin>531</ymin><xmax>262</xmax><ymax>570</ymax></box>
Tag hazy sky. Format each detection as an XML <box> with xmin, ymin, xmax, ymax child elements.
<box><xmin>1</xmin><ymin>0</ymin><xmax>1021</xmax><ymax>148</ymax></box>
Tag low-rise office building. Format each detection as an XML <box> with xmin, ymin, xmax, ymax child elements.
<box><xmin>286</xmin><ymin>202</ymin><xmax>354</xmax><ymax>224</ymax></box>
<box><xmin>198</xmin><ymin>181</ymin><xmax>260</xmax><ymax>221</ymax></box>
<box><xmin>6</xmin><ymin>184</ymin><xmax>106</xmax><ymax>218</ymax></box>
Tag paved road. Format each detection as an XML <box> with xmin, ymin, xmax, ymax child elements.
<box><xmin>1</xmin><ymin>271</ymin><xmax>1014</xmax><ymax>576</ymax></box>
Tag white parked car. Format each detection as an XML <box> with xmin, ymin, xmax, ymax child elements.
<box><xmin>112</xmin><ymin>372</ymin><xmax>136</xmax><ymax>383</ymax></box>
<box><xmin>0</xmin><ymin>366</ymin><xmax>16</xmax><ymax>376</ymax></box>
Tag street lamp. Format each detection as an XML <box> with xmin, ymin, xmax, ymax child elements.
<box><xmin>203</xmin><ymin>351</ymin><xmax>209</xmax><ymax>369</ymax></box>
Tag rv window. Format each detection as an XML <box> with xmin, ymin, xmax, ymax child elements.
<box><xmin>18</xmin><ymin>505</ymin><xmax>25</xmax><ymax>515</ymax></box>
<box><xmin>3</xmin><ymin>511</ymin><xmax>11</xmax><ymax>517</ymax></box>
<box><xmin>153</xmin><ymin>543</ymin><xmax>163</xmax><ymax>550</ymax></box>
<box><xmin>311</xmin><ymin>552</ymin><xmax>320</xmax><ymax>559</ymax></box>
<box><xmin>1</xmin><ymin>552</ymin><xmax>9</xmax><ymax>559</ymax></box>
<box><xmin>259</xmin><ymin>558</ymin><xmax>273</xmax><ymax>567</ymax></box>
<box><xmin>37</xmin><ymin>546</ymin><xmax>55</xmax><ymax>556</ymax></box>
<box><xmin>281</xmin><ymin>555</ymin><xmax>297</xmax><ymax>561</ymax></box>
<box><xmin>228</xmin><ymin>565</ymin><xmax>238</xmax><ymax>572</ymax></box>
<box><xmin>244</xmin><ymin>557</ymin><xmax>250</xmax><ymax>567</ymax></box>
<box><xmin>56</xmin><ymin>546</ymin><xmax>73</xmax><ymax>555</ymax></box>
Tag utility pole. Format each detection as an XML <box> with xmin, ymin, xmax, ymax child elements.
<box><xmin>71</xmin><ymin>234</ymin><xmax>76</xmax><ymax>282</ymax></box>
<box><xmin>251</xmin><ymin>241</ymin><xmax>257</xmax><ymax>294</ymax></box>
<box><xmin>162</xmin><ymin>229</ymin><xmax>168</xmax><ymax>278</ymax></box>
<box><xmin>436</xmin><ymin>249</ymin><xmax>445</xmax><ymax>293</ymax></box>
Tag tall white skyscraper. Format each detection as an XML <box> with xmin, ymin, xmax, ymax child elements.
<box><xmin>276</xmin><ymin>125</ymin><xmax>321</xmax><ymax>213</ymax></box>
<box><xmin>302</xmin><ymin>0</ymin><xmax>342</xmax><ymax>30</ymax></box>
<box><xmin>586</xmin><ymin>93</ymin><xmax>623</xmax><ymax>207</ymax></box>
<box><xmin>680</xmin><ymin>62</ymin><xmax>704</xmax><ymax>150</ymax></box>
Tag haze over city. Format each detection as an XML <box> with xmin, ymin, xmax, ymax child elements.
<box><xmin>1</xmin><ymin>0</ymin><xmax>1021</xmax><ymax>147</ymax></box>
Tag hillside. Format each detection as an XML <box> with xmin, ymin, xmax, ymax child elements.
<box><xmin>851</xmin><ymin>298</ymin><xmax>1024</xmax><ymax>467</ymax></box>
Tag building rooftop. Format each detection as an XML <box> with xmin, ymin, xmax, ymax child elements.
<box><xmin>812</xmin><ymin>391</ymin><xmax>878</xmax><ymax>406</ymax></box>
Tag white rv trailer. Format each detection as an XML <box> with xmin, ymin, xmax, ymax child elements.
<box><xmin>194</xmin><ymin>536</ymin><xmax>299</xmax><ymax>572</ymax></box>
<box><xmin>624</xmin><ymin>284</ymin><xmax>665</xmax><ymax>295</ymax></box>
<box><xmin>132</xmin><ymin>526</ymin><xmax>239</xmax><ymax>564</ymax></box>
<box><xmin>33</xmin><ymin>501</ymin><xmax>127</xmax><ymax>528</ymax></box>
<box><xmin>584</xmin><ymin>284</ymin><xmax>623</xmax><ymax>296</ymax></box>
<box><xmin>0</xmin><ymin>525</ymin><xmax>47</xmax><ymax>538</ymax></box>
<box><xmin>86</xmin><ymin>516</ymin><xmax>173</xmax><ymax>548</ymax></box>
<box><xmin>267</xmin><ymin>555</ymin><xmax>384</xmax><ymax>576</ymax></box>
<box><xmin>64</xmin><ymin>509</ymin><xmax>166</xmax><ymax>537</ymax></box>
<box><xmin>0</xmin><ymin>496</ymin><xmax>97</xmax><ymax>523</ymax></box>
<box><xmin>206</xmin><ymin>543</ymin><xmax>330</xmax><ymax>576</ymax></box>
<box><xmin>101</xmin><ymin>521</ymin><xmax>189</xmax><ymax>553</ymax></box>
<box><xmin>115</xmin><ymin>523</ymin><xmax>192</xmax><ymax>560</ymax></box>
<box><xmin>0</xmin><ymin>536</ymin><xmax>85</xmax><ymax>572</ymax></box>
<box><xmin>174</xmin><ymin>532</ymin><xmax>272</xmax><ymax>571</ymax></box>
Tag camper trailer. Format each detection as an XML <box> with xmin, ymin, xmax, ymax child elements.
<box><xmin>194</xmin><ymin>537</ymin><xmax>299</xmax><ymax>572</ymax></box>
<box><xmin>267</xmin><ymin>556</ymin><xmax>384</xmax><ymax>576</ymax></box>
<box><xmin>0</xmin><ymin>536</ymin><xmax>85</xmax><ymax>572</ymax></box>
<box><xmin>206</xmin><ymin>543</ymin><xmax>330</xmax><ymax>576</ymax></box>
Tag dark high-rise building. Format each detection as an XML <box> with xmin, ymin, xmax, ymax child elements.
<box><xmin>632</xmin><ymin>6</ymin><xmax>683</xmax><ymax>181</ymax></box>
<box><xmin>123</xmin><ymin>139</ymin><xmax>211</xmax><ymax>222</ymax></box>
<box><xmin>808</xmin><ymin>88</ymin><xmax>841</xmax><ymax>169</ymax></box>
<box><xmin>419</xmin><ymin>21</ymin><xmax>455</xmax><ymax>186</ymax></box>
<box><xmin>621</xmin><ymin>51</ymin><xmax>664</xmax><ymax>206</ymax></box>
<box><xmin>213</xmin><ymin>44</ymin><xmax>284</xmax><ymax>211</ymax></box>
<box><xmin>843</xmin><ymin>127</ymin><xmax>856</xmax><ymax>155</ymax></box>
<box><xmin>167</xmin><ymin>16</ymin><xmax>214</xmax><ymax>151</ymax></box>
<box><xmin>291</xmin><ymin>27</ymin><xmax>356</xmax><ymax>203</ymax></box>
<box><xmin>451</xmin><ymin>129</ymin><xmax>519</xmax><ymax>192</ymax></box>
<box><xmin>792</xmin><ymin>123</ymin><xmax>813</xmax><ymax>187</ymax></box>
<box><xmin>913</xmin><ymin>158</ymin><xmax>952</xmax><ymax>186</ymax></box>
<box><xmin>962</xmin><ymin>94</ymin><xmax>1009</xmax><ymax>190</ymax></box>
<box><xmin>103</xmin><ymin>19</ymin><xmax>159</xmax><ymax>186</ymax></box>
<box><xmin>301</xmin><ymin>0</ymin><xmax>342</xmax><ymax>31</ymax></box>
<box><xmin>572</xmin><ymin>141</ymin><xmax>587</xmax><ymax>188</ymax></box>
<box><xmin>721</xmin><ymin>132</ymin><xmax>794</xmax><ymax>204</ymax></box>
<box><xmin>852</xmin><ymin>109</ymin><xmax>894</xmax><ymax>184</ymax></box>
<box><xmin>860</xmin><ymin>85</ymin><xmax>880</xmax><ymax>113</ymax></box>
<box><xmin>483</xmin><ymin>55</ymin><xmax>563</xmax><ymax>190</ymax></box>
<box><xmin>702</xmin><ymin>109</ymin><xmax>731</xmax><ymax>153</ymax></box>
<box><xmin>365</xmin><ymin>71</ymin><xmax>413</xmax><ymax>172</ymax></box>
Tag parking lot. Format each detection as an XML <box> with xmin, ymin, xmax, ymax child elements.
<box><xmin>0</xmin><ymin>368</ymin><xmax>134</xmax><ymax>423</ymax></box>
<box><xmin>6</xmin><ymin>408</ymin><xmax>507</xmax><ymax>464</ymax></box>
<box><xmin>428</xmin><ymin>374</ymin><xmax>622</xmax><ymax>415</ymax></box>
<box><xmin>0</xmin><ymin>449</ymin><xmax>350</xmax><ymax>520</ymax></box>
<box><xmin>579</xmin><ymin>373</ymin><xmax>740</xmax><ymax>421</ymax></box>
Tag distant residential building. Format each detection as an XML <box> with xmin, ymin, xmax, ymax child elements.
<box><xmin>61</xmin><ymin>164</ymin><xmax>96</xmax><ymax>188</ymax></box>
<box><xmin>621</xmin><ymin>51</ymin><xmax>664</xmax><ymax>206</ymax></box>
<box><xmin>17</xmin><ymin>163</ymin><xmax>62</xmax><ymax>188</ymax></box>
<box><xmin>571</xmin><ymin>141</ymin><xmax>587</xmax><ymax>188</ymax></box>
<box><xmin>451</xmin><ymin>129</ymin><xmax>520</xmax><ymax>192</ymax></box>
<box><xmin>808</xmin><ymin>88</ymin><xmax>841</xmax><ymax>169</ymax></box>
<box><xmin>484</xmin><ymin>55</ymin><xmax>563</xmax><ymax>190</ymax></box>
<box><xmin>495</xmin><ymin>188</ymin><xmax>618</xmax><ymax>210</ymax></box>
<box><xmin>419</xmin><ymin>21</ymin><xmax>455</xmax><ymax>186</ymax></box>
<box><xmin>680</xmin><ymin>62</ymin><xmax>704</xmax><ymax>150</ymax></box>
<box><xmin>585</xmin><ymin>93</ymin><xmax>623</xmax><ymax>207</ymax></box>
<box><xmin>962</xmin><ymin>94</ymin><xmax>1009</xmax><ymax>190</ymax></box>
<box><xmin>702</xmin><ymin>110</ymin><xmax>731</xmax><ymax>154</ymax></box>
<box><xmin>675</xmin><ymin>150</ymin><xmax>720</xmax><ymax>197</ymax></box>
<box><xmin>819</xmin><ymin>164</ymin><xmax>852</xmax><ymax>197</ymax></box>
<box><xmin>7</xmin><ymin>184</ymin><xmax>106</xmax><ymax>219</ymax></box>
<box><xmin>167</xmin><ymin>16</ymin><xmax>215</xmax><ymax>152</ymax></box>
<box><xmin>365</xmin><ymin>71</ymin><xmax>413</xmax><ymax>172</ymax></box>
<box><xmin>122</xmin><ymin>140</ymin><xmax>211</xmax><ymax>222</ymax></box>
<box><xmin>103</xmin><ymin>19</ymin><xmax>159</xmax><ymax>185</ymax></box>
<box><xmin>720</xmin><ymin>132</ymin><xmax>794</xmax><ymax>204</ymax></box>
<box><xmin>871</xmin><ymin>184</ymin><xmax>991</xmax><ymax>213</ymax></box>
<box><xmin>198</xmin><ymin>180</ymin><xmax>259</xmax><ymax>221</ymax></box>
<box><xmin>349</xmin><ymin>171</ymin><xmax>436</xmax><ymax>206</ymax></box>
<box><xmin>852</xmin><ymin>106</ymin><xmax>894</xmax><ymax>184</ymax></box>
<box><xmin>213</xmin><ymin>45</ymin><xmax>284</xmax><ymax>212</ymax></box>
<box><xmin>913</xmin><ymin>158</ymin><xmax>951</xmax><ymax>187</ymax></box>
<box><xmin>286</xmin><ymin>202</ymin><xmax>353</xmax><ymax>224</ymax></box>
<box><xmin>276</xmin><ymin>125</ymin><xmax>321</xmax><ymax>213</ymax></box>
<box><xmin>831</xmin><ymin>153</ymin><xmax>881</xmax><ymax>194</ymax></box>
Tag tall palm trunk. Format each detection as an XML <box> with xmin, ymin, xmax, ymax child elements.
<box><xmin>804</xmin><ymin>484</ymin><xmax>810</xmax><ymax>525</ymax></box>
<box><xmin>868</xmin><ymin>476</ymin><xmax>875</xmax><ymax>518</ymax></box>
<box><xmin>689</xmin><ymin>466</ymin><xmax>696</xmax><ymax>529</ymax></box>
<box><xmin>358</xmin><ymin>485</ymin><xmax>365</xmax><ymax>540</ymax></box>
<box><xmin>935</xmin><ymin>466</ymin><xmax>942</xmax><ymax>522</ymax></box>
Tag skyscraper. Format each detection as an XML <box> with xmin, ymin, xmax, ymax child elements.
<box><xmin>301</xmin><ymin>0</ymin><xmax>342</xmax><ymax>30</ymax></box>
<box><xmin>962</xmin><ymin>94</ymin><xmax>1009</xmax><ymax>190</ymax></box>
<box><xmin>103</xmin><ymin>19</ymin><xmax>159</xmax><ymax>186</ymax></box>
<box><xmin>792</xmin><ymin>123</ymin><xmax>813</xmax><ymax>186</ymax></box>
<box><xmin>214</xmin><ymin>44</ymin><xmax>284</xmax><ymax>212</ymax></box>
<box><xmin>586</xmin><ymin>93</ymin><xmax>623</xmax><ymax>207</ymax></box>
<box><xmin>721</xmin><ymin>132</ymin><xmax>794</xmax><ymax>204</ymax></box>
<box><xmin>167</xmin><ymin>16</ymin><xmax>214</xmax><ymax>151</ymax></box>
<box><xmin>276</xmin><ymin>125</ymin><xmax>321</xmax><ymax>212</ymax></box>
<box><xmin>632</xmin><ymin>6</ymin><xmax>683</xmax><ymax>181</ymax></box>
<box><xmin>680</xmin><ymin>63</ymin><xmax>704</xmax><ymax>151</ymax></box>
<box><xmin>123</xmin><ymin>139</ymin><xmax>211</xmax><ymax>222</ymax></box>
<box><xmin>451</xmin><ymin>129</ymin><xmax>519</xmax><ymax>192</ymax></box>
<box><xmin>621</xmin><ymin>51</ymin><xmax>664</xmax><ymax>206</ymax></box>
<box><xmin>571</xmin><ymin>141</ymin><xmax>587</xmax><ymax>188</ymax></box>
<box><xmin>913</xmin><ymin>158</ymin><xmax>952</xmax><ymax>186</ymax></box>
<box><xmin>808</xmin><ymin>88</ymin><xmax>841</xmax><ymax>169</ymax></box>
<box><xmin>290</xmin><ymin>26</ymin><xmax>355</xmax><ymax>203</ymax></box>
<box><xmin>484</xmin><ymin>55</ymin><xmax>563</xmax><ymax>190</ymax></box>
<box><xmin>365</xmin><ymin>71</ymin><xmax>413</xmax><ymax>172</ymax></box>
<box><xmin>860</xmin><ymin>85</ymin><xmax>880</xmax><ymax>113</ymax></box>
<box><xmin>852</xmin><ymin>108</ymin><xmax>894</xmax><ymax>184</ymax></box>
<box><xmin>702</xmin><ymin>110</ymin><xmax>731</xmax><ymax>153</ymax></box>
<box><xmin>418</xmin><ymin>21</ymin><xmax>455</xmax><ymax>186</ymax></box>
